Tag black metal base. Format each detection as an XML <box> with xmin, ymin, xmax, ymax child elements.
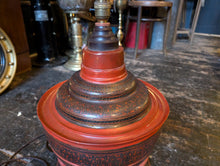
<box><xmin>31</xmin><ymin>55</ymin><xmax>68</xmax><ymax>68</ymax></box>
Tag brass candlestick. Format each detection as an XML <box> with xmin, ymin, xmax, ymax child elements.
<box><xmin>64</xmin><ymin>13</ymin><xmax>82</xmax><ymax>71</ymax></box>
<box><xmin>114</xmin><ymin>0</ymin><xmax>127</xmax><ymax>46</ymax></box>
<box><xmin>57</xmin><ymin>0</ymin><xmax>94</xmax><ymax>71</ymax></box>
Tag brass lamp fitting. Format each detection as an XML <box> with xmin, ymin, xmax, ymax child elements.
<box><xmin>94</xmin><ymin>0</ymin><xmax>111</xmax><ymax>22</ymax></box>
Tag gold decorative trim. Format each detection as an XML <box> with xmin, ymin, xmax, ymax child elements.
<box><xmin>0</xmin><ymin>28</ymin><xmax>17</xmax><ymax>94</ymax></box>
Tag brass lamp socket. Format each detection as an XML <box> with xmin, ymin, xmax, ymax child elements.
<box><xmin>94</xmin><ymin>0</ymin><xmax>111</xmax><ymax>22</ymax></box>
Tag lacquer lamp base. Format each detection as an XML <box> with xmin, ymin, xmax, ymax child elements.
<box><xmin>38</xmin><ymin>22</ymin><xmax>169</xmax><ymax>166</ymax></box>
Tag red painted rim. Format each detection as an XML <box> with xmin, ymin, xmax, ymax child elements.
<box><xmin>37</xmin><ymin>79</ymin><xmax>169</xmax><ymax>151</ymax></box>
<box><xmin>80</xmin><ymin>47</ymin><xmax>127</xmax><ymax>84</ymax></box>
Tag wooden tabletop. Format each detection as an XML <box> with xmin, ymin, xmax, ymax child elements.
<box><xmin>129</xmin><ymin>1</ymin><xmax>173</xmax><ymax>7</ymax></box>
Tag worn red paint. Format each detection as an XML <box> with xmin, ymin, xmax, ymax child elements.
<box><xmin>37</xmin><ymin>23</ymin><xmax>169</xmax><ymax>165</ymax></box>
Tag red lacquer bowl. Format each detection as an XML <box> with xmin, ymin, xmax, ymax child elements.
<box><xmin>37</xmin><ymin>79</ymin><xmax>169</xmax><ymax>166</ymax></box>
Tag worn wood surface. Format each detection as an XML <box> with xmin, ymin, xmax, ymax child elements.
<box><xmin>0</xmin><ymin>35</ymin><xmax>219</xmax><ymax>165</ymax></box>
<box><xmin>0</xmin><ymin>0</ymin><xmax>31</xmax><ymax>74</ymax></box>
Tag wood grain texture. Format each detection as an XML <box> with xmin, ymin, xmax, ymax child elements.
<box><xmin>0</xmin><ymin>0</ymin><xmax>31</xmax><ymax>74</ymax></box>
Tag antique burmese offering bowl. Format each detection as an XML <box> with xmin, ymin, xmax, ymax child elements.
<box><xmin>38</xmin><ymin>22</ymin><xmax>169</xmax><ymax>166</ymax></box>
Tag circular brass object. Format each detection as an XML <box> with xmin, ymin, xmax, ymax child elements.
<box><xmin>0</xmin><ymin>28</ymin><xmax>17</xmax><ymax>94</ymax></box>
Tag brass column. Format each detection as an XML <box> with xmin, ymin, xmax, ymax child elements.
<box><xmin>114</xmin><ymin>0</ymin><xmax>128</xmax><ymax>46</ymax></box>
<box><xmin>64</xmin><ymin>13</ymin><xmax>82</xmax><ymax>71</ymax></box>
<box><xmin>57</xmin><ymin>0</ymin><xmax>94</xmax><ymax>71</ymax></box>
